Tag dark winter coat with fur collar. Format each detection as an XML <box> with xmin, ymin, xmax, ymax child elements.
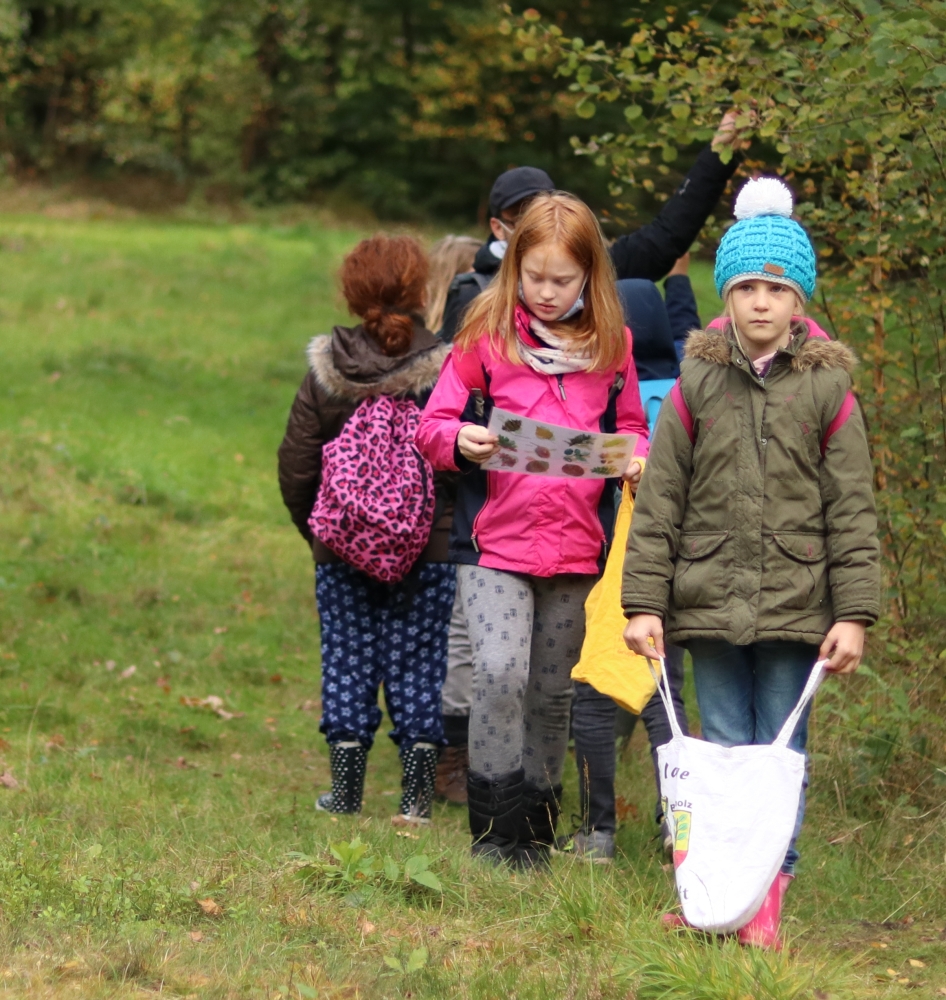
<box><xmin>277</xmin><ymin>319</ymin><xmax>452</xmax><ymax>563</ymax></box>
<box><xmin>622</xmin><ymin>319</ymin><xmax>880</xmax><ymax>646</ymax></box>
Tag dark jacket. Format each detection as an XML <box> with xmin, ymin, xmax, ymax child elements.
<box><xmin>622</xmin><ymin>320</ymin><xmax>881</xmax><ymax>646</ymax></box>
<box><xmin>438</xmin><ymin>144</ymin><xmax>738</xmax><ymax>343</ymax></box>
<box><xmin>609</xmin><ymin>146</ymin><xmax>738</xmax><ymax>281</ymax></box>
<box><xmin>616</xmin><ymin>278</ymin><xmax>680</xmax><ymax>382</ymax></box>
<box><xmin>663</xmin><ymin>274</ymin><xmax>702</xmax><ymax>363</ymax></box>
<box><xmin>439</xmin><ymin>242</ymin><xmax>502</xmax><ymax>343</ymax></box>
<box><xmin>277</xmin><ymin>318</ymin><xmax>453</xmax><ymax>563</ymax></box>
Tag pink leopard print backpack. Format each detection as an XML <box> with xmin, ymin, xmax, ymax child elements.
<box><xmin>309</xmin><ymin>396</ymin><xmax>435</xmax><ymax>584</ymax></box>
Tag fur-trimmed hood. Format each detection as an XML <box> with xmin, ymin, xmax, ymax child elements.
<box><xmin>308</xmin><ymin>322</ymin><xmax>450</xmax><ymax>402</ymax></box>
<box><xmin>685</xmin><ymin>320</ymin><xmax>857</xmax><ymax>374</ymax></box>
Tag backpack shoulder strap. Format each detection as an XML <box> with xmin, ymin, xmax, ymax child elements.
<box><xmin>450</xmin><ymin>345</ymin><xmax>491</xmax><ymax>423</ymax></box>
<box><xmin>600</xmin><ymin>374</ymin><xmax>626</xmax><ymax>434</ymax></box>
<box><xmin>450</xmin><ymin>271</ymin><xmax>492</xmax><ymax>294</ymax></box>
<box><xmin>669</xmin><ymin>378</ymin><xmax>695</xmax><ymax>445</ymax></box>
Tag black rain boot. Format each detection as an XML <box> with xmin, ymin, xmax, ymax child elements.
<box><xmin>467</xmin><ymin>768</ymin><xmax>524</xmax><ymax>866</ymax></box>
<box><xmin>516</xmin><ymin>781</ymin><xmax>562</xmax><ymax>870</ymax></box>
<box><xmin>315</xmin><ymin>741</ymin><xmax>367</xmax><ymax>814</ymax></box>
<box><xmin>392</xmin><ymin>742</ymin><xmax>439</xmax><ymax>827</ymax></box>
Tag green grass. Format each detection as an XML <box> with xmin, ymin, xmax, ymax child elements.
<box><xmin>0</xmin><ymin>206</ymin><xmax>944</xmax><ymax>999</ymax></box>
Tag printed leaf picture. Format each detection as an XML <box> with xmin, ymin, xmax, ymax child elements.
<box><xmin>483</xmin><ymin>407</ymin><xmax>637</xmax><ymax>479</ymax></box>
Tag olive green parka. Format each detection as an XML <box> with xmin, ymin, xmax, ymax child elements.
<box><xmin>621</xmin><ymin>319</ymin><xmax>881</xmax><ymax>646</ymax></box>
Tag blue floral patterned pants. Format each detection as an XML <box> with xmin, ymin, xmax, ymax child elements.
<box><xmin>316</xmin><ymin>562</ymin><xmax>455</xmax><ymax>749</ymax></box>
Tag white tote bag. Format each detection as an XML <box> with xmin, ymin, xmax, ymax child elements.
<box><xmin>651</xmin><ymin>656</ymin><xmax>827</xmax><ymax>933</ymax></box>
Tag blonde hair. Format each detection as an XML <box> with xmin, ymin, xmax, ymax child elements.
<box><xmin>454</xmin><ymin>192</ymin><xmax>627</xmax><ymax>373</ymax></box>
<box><xmin>425</xmin><ymin>235</ymin><xmax>482</xmax><ymax>332</ymax></box>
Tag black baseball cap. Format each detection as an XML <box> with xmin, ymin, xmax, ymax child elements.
<box><xmin>488</xmin><ymin>166</ymin><xmax>555</xmax><ymax>218</ymax></box>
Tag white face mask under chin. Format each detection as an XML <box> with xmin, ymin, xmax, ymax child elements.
<box><xmin>519</xmin><ymin>277</ymin><xmax>588</xmax><ymax>321</ymax></box>
<box><xmin>490</xmin><ymin>240</ymin><xmax>508</xmax><ymax>260</ymax></box>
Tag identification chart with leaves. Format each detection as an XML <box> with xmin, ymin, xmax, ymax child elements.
<box><xmin>483</xmin><ymin>407</ymin><xmax>637</xmax><ymax>479</ymax></box>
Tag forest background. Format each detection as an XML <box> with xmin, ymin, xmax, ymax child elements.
<box><xmin>4</xmin><ymin>0</ymin><xmax>945</xmax><ymax>628</ymax></box>
<box><xmin>0</xmin><ymin>1</ymin><xmax>945</xmax><ymax>995</ymax></box>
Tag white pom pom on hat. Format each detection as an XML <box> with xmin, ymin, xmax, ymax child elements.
<box><xmin>733</xmin><ymin>177</ymin><xmax>794</xmax><ymax>221</ymax></box>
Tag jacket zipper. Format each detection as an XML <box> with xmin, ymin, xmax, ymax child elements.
<box><xmin>471</xmin><ymin>469</ymin><xmax>491</xmax><ymax>553</ymax></box>
<box><xmin>556</xmin><ymin>374</ymin><xmax>566</xmax><ymax>401</ymax></box>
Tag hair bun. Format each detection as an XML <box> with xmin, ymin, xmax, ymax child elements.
<box><xmin>363</xmin><ymin>305</ymin><xmax>385</xmax><ymax>328</ymax></box>
<box><xmin>733</xmin><ymin>177</ymin><xmax>794</xmax><ymax>221</ymax></box>
<box><xmin>363</xmin><ymin>305</ymin><xmax>413</xmax><ymax>356</ymax></box>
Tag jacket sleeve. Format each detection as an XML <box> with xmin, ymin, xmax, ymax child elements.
<box><xmin>663</xmin><ymin>274</ymin><xmax>702</xmax><ymax>363</ymax></box>
<box><xmin>621</xmin><ymin>385</ymin><xmax>694</xmax><ymax>618</ymax></box>
<box><xmin>609</xmin><ymin>145</ymin><xmax>740</xmax><ymax>282</ymax></box>
<box><xmin>616</xmin><ymin>334</ymin><xmax>651</xmax><ymax>458</ymax></box>
<box><xmin>277</xmin><ymin>373</ymin><xmax>324</xmax><ymax>543</ymax></box>
<box><xmin>415</xmin><ymin>348</ymin><xmax>475</xmax><ymax>472</ymax></box>
<box><xmin>818</xmin><ymin>377</ymin><xmax>882</xmax><ymax>624</ymax></box>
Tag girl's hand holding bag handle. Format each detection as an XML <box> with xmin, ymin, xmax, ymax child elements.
<box><xmin>651</xmin><ymin>655</ymin><xmax>827</xmax><ymax>933</ymax></box>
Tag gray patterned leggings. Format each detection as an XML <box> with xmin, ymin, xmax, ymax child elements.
<box><xmin>459</xmin><ymin>565</ymin><xmax>596</xmax><ymax>789</ymax></box>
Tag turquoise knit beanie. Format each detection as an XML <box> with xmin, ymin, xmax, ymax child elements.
<box><xmin>714</xmin><ymin>177</ymin><xmax>817</xmax><ymax>302</ymax></box>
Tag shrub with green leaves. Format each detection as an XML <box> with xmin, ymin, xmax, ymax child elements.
<box><xmin>528</xmin><ymin>0</ymin><xmax>946</xmax><ymax>624</ymax></box>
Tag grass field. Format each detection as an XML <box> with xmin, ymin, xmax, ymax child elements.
<box><xmin>0</xmin><ymin>202</ymin><xmax>944</xmax><ymax>999</ymax></box>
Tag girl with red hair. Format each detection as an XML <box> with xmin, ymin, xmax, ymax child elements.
<box><xmin>278</xmin><ymin>235</ymin><xmax>454</xmax><ymax>826</ymax></box>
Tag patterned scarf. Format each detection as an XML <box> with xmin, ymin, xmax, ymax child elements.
<box><xmin>513</xmin><ymin>304</ymin><xmax>594</xmax><ymax>376</ymax></box>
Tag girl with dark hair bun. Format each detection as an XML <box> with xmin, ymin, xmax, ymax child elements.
<box><xmin>278</xmin><ymin>234</ymin><xmax>456</xmax><ymax>827</ymax></box>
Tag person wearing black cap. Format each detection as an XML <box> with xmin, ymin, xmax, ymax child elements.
<box><xmin>438</xmin><ymin>110</ymin><xmax>746</xmax><ymax>344</ymax></box>
<box><xmin>437</xmin><ymin>166</ymin><xmax>556</xmax><ymax>345</ymax></box>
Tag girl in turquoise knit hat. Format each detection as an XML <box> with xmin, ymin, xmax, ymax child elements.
<box><xmin>621</xmin><ymin>177</ymin><xmax>881</xmax><ymax>949</ymax></box>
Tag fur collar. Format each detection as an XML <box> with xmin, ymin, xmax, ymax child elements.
<box><xmin>307</xmin><ymin>335</ymin><xmax>450</xmax><ymax>402</ymax></box>
<box><xmin>685</xmin><ymin>324</ymin><xmax>857</xmax><ymax>373</ymax></box>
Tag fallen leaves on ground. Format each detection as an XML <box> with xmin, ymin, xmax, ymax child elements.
<box><xmin>120</xmin><ymin>665</ymin><xmax>137</xmax><ymax>679</ymax></box>
<box><xmin>197</xmin><ymin>898</ymin><xmax>222</xmax><ymax>916</ymax></box>
<box><xmin>180</xmin><ymin>694</ymin><xmax>244</xmax><ymax>720</ymax></box>
<box><xmin>615</xmin><ymin>795</ymin><xmax>639</xmax><ymax>821</ymax></box>
<box><xmin>0</xmin><ymin>772</ymin><xmax>19</xmax><ymax>789</ymax></box>
<box><xmin>909</xmin><ymin>959</ymin><xmax>926</xmax><ymax>968</ymax></box>
<box><xmin>189</xmin><ymin>931</ymin><xmax>204</xmax><ymax>942</ymax></box>
<box><xmin>45</xmin><ymin>734</ymin><xmax>66</xmax><ymax>751</ymax></box>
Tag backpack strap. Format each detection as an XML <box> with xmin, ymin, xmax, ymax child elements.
<box><xmin>820</xmin><ymin>390</ymin><xmax>857</xmax><ymax>457</ymax></box>
<box><xmin>449</xmin><ymin>271</ymin><xmax>492</xmax><ymax>294</ymax></box>
<box><xmin>451</xmin><ymin>347</ymin><xmax>490</xmax><ymax>422</ymax></box>
<box><xmin>669</xmin><ymin>379</ymin><xmax>695</xmax><ymax>445</ymax></box>
<box><xmin>600</xmin><ymin>374</ymin><xmax>626</xmax><ymax>434</ymax></box>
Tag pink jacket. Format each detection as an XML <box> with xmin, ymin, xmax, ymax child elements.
<box><xmin>416</xmin><ymin>312</ymin><xmax>650</xmax><ymax>578</ymax></box>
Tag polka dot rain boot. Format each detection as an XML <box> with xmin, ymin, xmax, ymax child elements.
<box><xmin>315</xmin><ymin>741</ymin><xmax>367</xmax><ymax>814</ymax></box>
<box><xmin>391</xmin><ymin>742</ymin><xmax>439</xmax><ymax>827</ymax></box>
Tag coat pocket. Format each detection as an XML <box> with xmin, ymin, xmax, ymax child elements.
<box><xmin>672</xmin><ymin>531</ymin><xmax>729</xmax><ymax>610</ymax></box>
<box><xmin>764</xmin><ymin>532</ymin><xmax>828</xmax><ymax>612</ymax></box>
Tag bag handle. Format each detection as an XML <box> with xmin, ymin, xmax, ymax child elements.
<box><xmin>647</xmin><ymin>656</ymin><xmax>684</xmax><ymax>740</ymax></box>
<box><xmin>772</xmin><ymin>659</ymin><xmax>829</xmax><ymax>748</ymax></box>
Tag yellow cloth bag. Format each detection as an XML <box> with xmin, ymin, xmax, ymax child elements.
<box><xmin>572</xmin><ymin>482</ymin><xmax>658</xmax><ymax>714</ymax></box>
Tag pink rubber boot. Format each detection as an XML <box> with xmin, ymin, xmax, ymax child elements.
<box><xmin>661</xmin><ymin>912</ymin><xmax>690</xmax><ymax>929</ymax></box>
<box><xmin>737</xmin><ymin>872</ymin><xmax>793</xmax><ymax>950</ymax></box>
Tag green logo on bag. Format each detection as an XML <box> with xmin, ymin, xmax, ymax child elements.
<box><xmin>672</xmin><ymin>808</ymin><xmax>691</xmax><ymax>866</ymax></box>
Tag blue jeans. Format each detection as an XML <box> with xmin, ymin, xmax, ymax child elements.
<box><xmin>688</xmin><ymin>639</ymin><xmax>819</xmax><ymax>874</ymax></box>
